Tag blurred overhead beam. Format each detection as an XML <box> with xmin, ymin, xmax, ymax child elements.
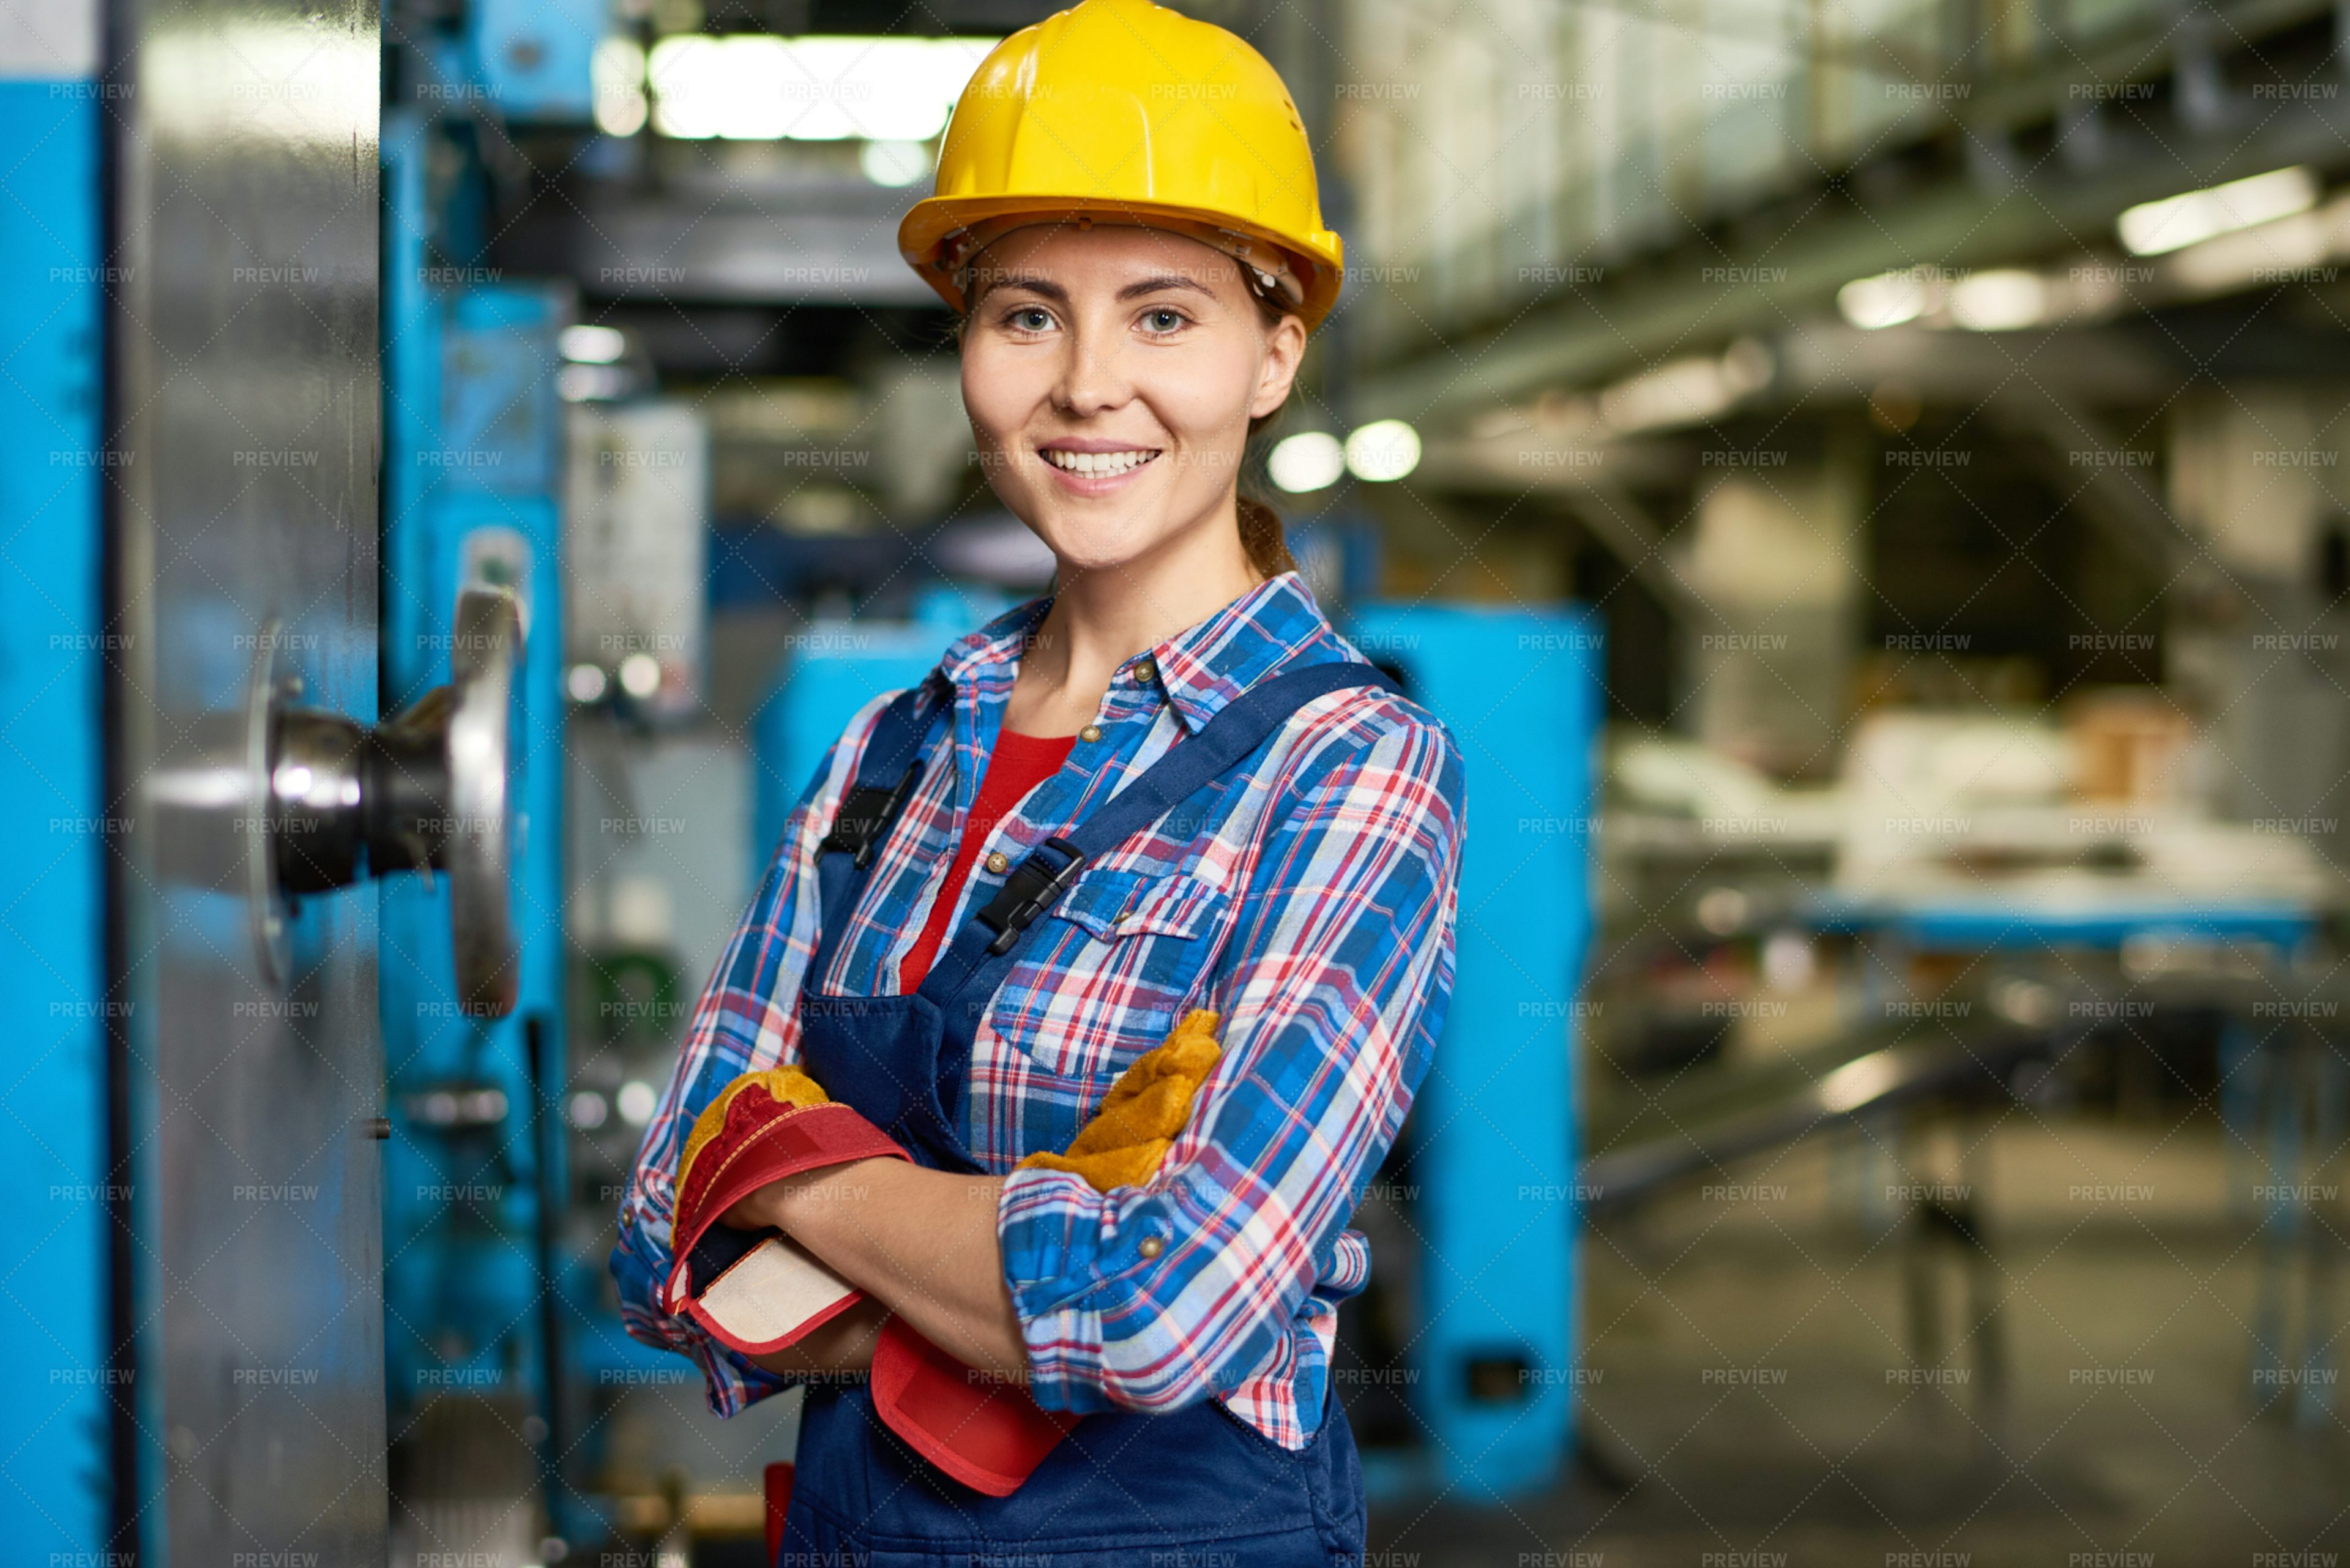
<box><xmin>1409</xmin><ymin>429</ymin><xmax>1714</xmax><ymax>621</ymax></box>
<box><xmin>1770</xmin><ymin>323</ymin><xmax>2184</xmax><ymax>404</ymax></box>
<box><xmin>1561</xmin><ymin>477</ymin><xmax>1712</xmax><ymax>625</ymax></box>
<box><xmin>1353</xmin><ymin>0</ymin><xmax>2347</xmax><ymax>426</ymax></box>
<box><xmin>1980</xmin><ymin>386</ymin><xmax>2208</xmax><ymax>576</ymax></box>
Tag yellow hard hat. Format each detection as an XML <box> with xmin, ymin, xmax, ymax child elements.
<box><xmin>898</xmin><ymin>0</ymin><xmax>1345</xmax><ymax>330</ymax></box>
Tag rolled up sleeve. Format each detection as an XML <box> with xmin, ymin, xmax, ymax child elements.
<box><xmin>998</xmin><ymin>702</ymin><xmax>1464</xmax><ymax>1427</ymax></box>
<box><xmin>607</xmin><ymin>698</ymin><xmax>886</xmax><ymax>1417</ymax></box>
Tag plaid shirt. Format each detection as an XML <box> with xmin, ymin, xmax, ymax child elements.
<box><xmin>611</xmin><ymin>573</ymin><xmax>1464</xmax><ymax>1449</ymax></box>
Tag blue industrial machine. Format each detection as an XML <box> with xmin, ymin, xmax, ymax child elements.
<box><xmin>1351</xmin><ymin>603</ymin><xmax>1600</xmax><ymax>1501</ymax></box>
<box><xmin>471</xmin><ymin>0</ymin><xmax>610</xmax><ymax>119</ymax></box>
<box><xmin>752</xmin><ymin>596</ymin><xmax>1603</xmax><ymax>1504</ymax></box>
<box><xmin>379</xmin><ymin>104</ymin><xmax>577</xmax><ymax>1530</ymax></box>
<box><xmin>750</xmin><ymin>589</ymin><xmax>1006</xmax><ymax>879</ymax></box>
<box><xmin>0</xmin><ymin>35</ymin><xmax>113</xmax><ymax>1560</ymax></box>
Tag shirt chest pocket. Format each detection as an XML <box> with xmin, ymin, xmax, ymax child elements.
<box><xmin>986</xmin><ymin>867</ymin><xmax>1229</xmax><ymax>1084</ymax></box>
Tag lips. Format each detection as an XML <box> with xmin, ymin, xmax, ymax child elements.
<box><xmin>1040</xmin><ymin>448</ymin><xmax>1160</xmax><ymax>477</ymax></box>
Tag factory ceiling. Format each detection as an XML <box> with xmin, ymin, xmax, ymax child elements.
<box><xmin>1354</xmin><ymin>0</ymin><xmax>2350</xmax><ymax>427</ymax></box>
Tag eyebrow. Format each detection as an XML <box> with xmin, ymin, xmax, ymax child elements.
<box><xmin>975</xmin><ymin>272</ymin><xmax>1220</xmax><ymax>308</ymax></box>
<box><xmin>979</xmin><ymin>273</ymin><xmax>1069</xmax><ymax>306</ymax></box>
<box><xmin>1116</xmin><ymin>274</ymin><xmax>1219</xmax><ymax>302</ymax></box>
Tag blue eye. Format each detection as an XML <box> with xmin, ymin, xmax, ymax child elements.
<box><xmin>1009</xmin><ymin>307</ymin><xmax>1052</xmax><ymax>332</ymax></box>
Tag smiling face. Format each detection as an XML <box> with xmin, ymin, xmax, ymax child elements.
<box><xmin>958</xmin><ymin>223</ymin><xmax>1306</xmax><ymax>586</ymax></box>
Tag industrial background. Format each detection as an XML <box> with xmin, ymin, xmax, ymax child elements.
<box><xmin>2</xmin><ymin>0</ymin><xmax>2347</xmax><ymax>1561</ymax></box>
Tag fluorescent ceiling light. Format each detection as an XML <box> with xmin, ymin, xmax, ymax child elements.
<box><xmin>593</xmin><ymin>37</ymin><xmax>648</xmax><ymax>137</ymax></box>
<box><xmin>860</xmin><ymin>138</ymin><xmax>931</xmax><ymax>187</ymax></box>
<box><xmin>1269</xmin><ymin>431</ymin><xmax>1346</xmax><ymax>493</ymax></box>
<box><xmin>2164</xmin><ymin>193</ymin><xmax>2350</xmax><ymax>292</ymax></box>
<box><xmin>1841</xmin><ymin>264</ymin><xmax>2101</xmax><ymax>332</ymax></box>
<box><xmin>1946</xmin><ymin>269</ymin><xmax>2050</xmax><ymax>330</ymax></box>
<box><xmin>560</xmin><ymin>324</ymin><xmax>628</xmax><ymax>363</ymax></box>
<box><xmin>1345</xmin><ymin>420</ymin><xmax>1422</xmax><ymax>483</ymax></box>
<box><xmin>649</xmin><ymin>34</ymin><xmax>996</xmax><ymax>141</ymax></box>
<box><xmin>1837</xmin><ymin>269</ymin><xmax>1939</xmax><ymax>330</ymax></box>
<box><xmin>2118</xmin><ymin>166</ymin><xmax>2319</xmax><ymax>256</ymax></box>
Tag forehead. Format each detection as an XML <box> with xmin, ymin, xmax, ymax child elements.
<box><xmin>973</xmin><ymin>223</ymin><xmax>1247</xmax><ymax>294</ymax></box>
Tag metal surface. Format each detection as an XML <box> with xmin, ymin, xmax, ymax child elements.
<box><xmin>143</xmin><ymin>625</ymin><xmax>294</xmax><ymax>979</ymax></box>
<box><xmin>444</xmin><ymin>587</ymin><xmax>524</xmax><ymax>1017</ymax></box>
<box><xmin>146</xmin><ymin>592</ymin><xmax>526</xmax><ymax>1017</ymax></box>
<box><xmin>108</xmin><ymin>0</ymin><xmax>387</xmax><ymax>1560</ymax></box>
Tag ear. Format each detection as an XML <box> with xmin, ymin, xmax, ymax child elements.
<box><xmin>1248</xmin><ymin>312</ymin><xmax>1308</xmax><ymax>420</ymax></box>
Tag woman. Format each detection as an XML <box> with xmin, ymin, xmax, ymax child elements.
<box><xmin>613</xmin><ymin>0</ymin><xmax>1465</xmax><ymax>1560</ymax></box>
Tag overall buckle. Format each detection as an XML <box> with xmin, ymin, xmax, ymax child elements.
<box><xmin>818</xmin><ymin>761</ymin><xmax>922</xmax><ymax>870</ymax></box>
<box><xmin>976</xmin><ymin>837</ymin><xmax>1087</xmax><ymax>955</ymax></box>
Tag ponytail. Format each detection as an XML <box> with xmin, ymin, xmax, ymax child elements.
<box><xmin>1237</xmin><ymin>493</ymin><xmax>1296</xmax><ymax>578</ymax></box>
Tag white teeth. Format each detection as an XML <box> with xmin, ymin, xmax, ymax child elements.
<box><xmin>1043</xmin><ymin>449</ymin><xmax>1157</xmax><ymax>477</ymax></box>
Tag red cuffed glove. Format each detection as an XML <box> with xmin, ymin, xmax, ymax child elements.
<box><xmin>666</xmin><ymin>1067</ymin><xmax>1075</xmax><ymax>1495</ymax></box>
<box><xmin>870</xmin><ymin>1316</ymin><xmax>1083</xmax><ymax>1496</ymax></box>
<box><xmin>664</xmin><ymin>1067</ymin><xmax>908</xmax><ymax>1356</ymax></box>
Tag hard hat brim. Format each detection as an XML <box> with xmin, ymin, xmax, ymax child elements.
<box><xmin>900</xmin><ymin>193</ymin><xmax>1343</xmax><ymax>332</ymax></box>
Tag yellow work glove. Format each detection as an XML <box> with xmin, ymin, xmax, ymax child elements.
<box><xmin>679</xmin><ymin>1064</ymin><xmax>832</xmax><ymax>1185</ymax></box>
<box><xmin>1018</xmin><ymin>1009</ymin><xmax>1223</xmax><ymax>1192</ymax></box>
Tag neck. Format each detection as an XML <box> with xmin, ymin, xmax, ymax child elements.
<box><xmin>1009</xmin><ymin>495</ymin><xmax>1265</xmax><ymax>733</ymax></box>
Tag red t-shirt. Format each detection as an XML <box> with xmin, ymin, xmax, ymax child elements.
<box><xmin>897</xmin><ymin>728</ymin><xmax>1077</xmax><ymax>992</ymax></box>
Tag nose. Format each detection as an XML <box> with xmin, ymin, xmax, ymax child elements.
<box><xmin>1051</xmin><ymin>319</ymin><xmax>1135</xmax><ymax>420</ymax></box>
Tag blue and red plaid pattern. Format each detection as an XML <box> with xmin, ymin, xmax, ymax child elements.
<box><xmin>611</xmin><ymin>573</ymin><xmax>1464</xmax><ymax>1449</ymax></box>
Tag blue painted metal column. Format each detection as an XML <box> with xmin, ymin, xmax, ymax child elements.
<box><xmin>0</xmin><ymin>18</ymin><xmax>116</xmax><ymax>1558</ymax></box>
<box><xmin>379</xmin><ymin>108</ymin><xmax>573</xmax><ymax>1510</ymax></box>
<box><xmin>1348</xmin><ymin>603</ymin><xmax>1602</xmax><ymax>1502</ymax></box>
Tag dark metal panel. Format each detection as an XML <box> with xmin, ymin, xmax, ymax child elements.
<box><xmin>110</xmin><ymin>1</ymin><xmax>387</xmax><ymax>1562</ymax></box>
<box><xmin>498</xmin><ymin>177</ymin><xmax>940</xmax><ymax>306</ymax></box>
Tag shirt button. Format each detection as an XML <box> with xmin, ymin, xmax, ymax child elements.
<box><xmin>984</xmin><ymin>851</ymin><xmax>1011</xmax><ymax>875</ymax></box>
<box><xmin>1079</xmin><ymin>724</ymin><xmax>1102</xmax><ymax>743</ymax></box>
<box><xmin>1133</xmin><ymin>659</ymin><xmax>1158</xmax><ymax>685</ymax></box>
<box><xmin>1137</xmin><ymin>1235</ymin><xmax>1164</xmax><ymax>1259</ymax></box>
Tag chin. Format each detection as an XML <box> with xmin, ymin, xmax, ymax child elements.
<box><xmin>1031</xmin><ymin>530</ymin><xmax>1162</xmax><ymax>580</ymax></box>
<box><xmin>1021</xmin><ymin>507</ymin><xmax>1179</xmax><ymax>577</ymax></box>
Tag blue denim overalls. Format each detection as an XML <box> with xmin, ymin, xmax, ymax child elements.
<box><xmin>780</xmin><ymin>661</ymin><xmax>1390</xmax><ymax>1568</ymax></box>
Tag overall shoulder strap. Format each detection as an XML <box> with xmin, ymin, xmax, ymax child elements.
<box><xmin>807</xmin><ymin>675</ymin><xmax>949</xmax><ymax>983</ymax></box>
<box><xmin>1062</xmin><ymin>661</ymin><xmax>1398</xmax><ymax>867</ymax></box>
<box><xmin>818</xmin><ymin>676</ymin><xmax>944</xmax><ymax>868</ymax></box>
<box><xmin>918</xmin><ymin>660</ymin><xmax>1400</xmax><ymax>1009</ymax></box>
